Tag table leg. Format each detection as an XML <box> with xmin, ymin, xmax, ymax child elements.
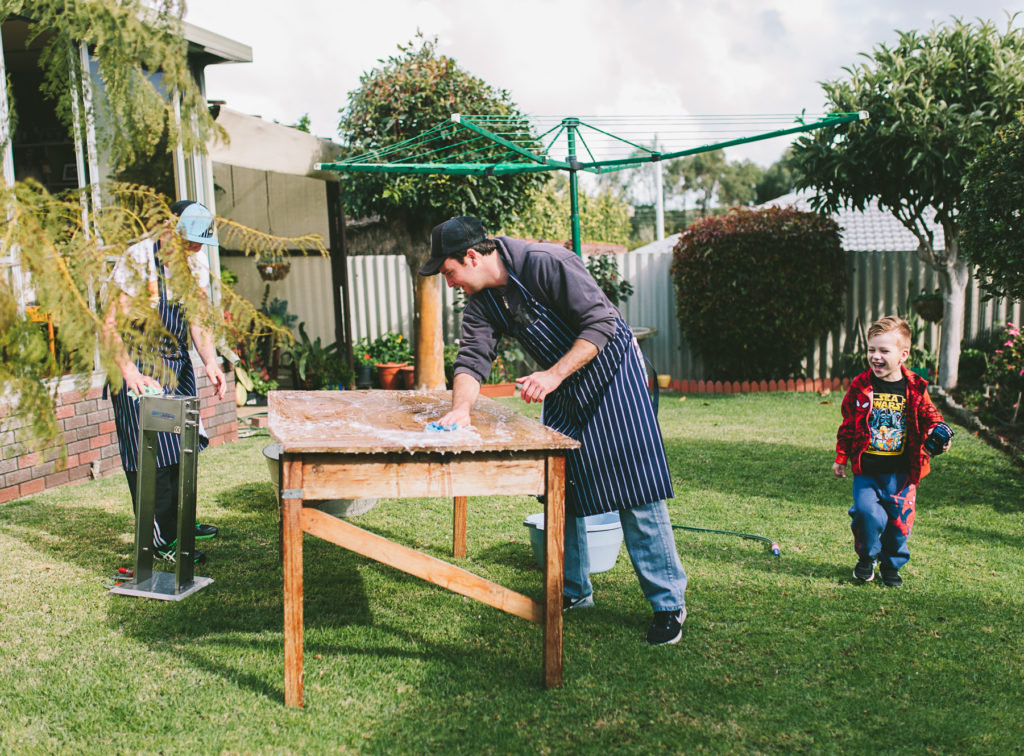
<box><xmin>282</xmin><ymin>455</ymin><xmax>304</xmax><ymax>707</ymax></box>
<box><xmin>452</xmin><ymin>496</ymin><xmax>467</xmax><ymax>558</ymax></box>
<box><xmin>543</xmin><ymin>454</ymin><xmax>565</xmax><ymax>688</ymax></box>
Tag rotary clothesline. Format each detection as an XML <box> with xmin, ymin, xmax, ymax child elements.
<box><xmin>317</xmin><ymin>111</ymin><xmax>865</xmax><ymax>253</ymax></box>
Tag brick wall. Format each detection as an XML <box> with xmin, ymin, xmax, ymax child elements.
<box><xmin>661</xmin><ymin>377</ymin><xmax>853</xmax><ymax>394</ymax></box>
<box><xmin>0</xmin><ymin>359</ymin><xmax>236</xmax><ymax>504</ymax></box>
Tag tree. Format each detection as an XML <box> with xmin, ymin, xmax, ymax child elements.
<box><xmin>716</xmin><ymin>159</ymin><xmax>764</xmax><ymax>208</ymax></box>
<box><xmin>666</xmin><ymin>151</ymin><xmax>726</xmax><ymax>216</ymax></box>
<box><xmin>671</xmin><ymin>207</ymin><xmax>846</xmax><ymax>380</ymax></box>
<box><xmin>789</xmin><ymin>16</ymin><xmax>1024</xmax><ymax>388</ymax></box>
<box><xmin>960</xmin><ymin>114</ymin><xmax>1024</xmax><ymax>301</ymax></box>
<box><xmin>754</xmin><ymin>148</ymin><xmax>800</xmax><ymax>204</ymax></box>
<box><xmin>0</xmin><ymin>3</ymin><xmax>323</xmax><ymax>453</ymax></box>
<box><xmin>3</xmin><ymin>1</ymin><xmax>221</xmax><ymax>181</ymax></box>
<box><xmin>337</xmin><ymin>35</ymin><xmax>544</xmax><ymax>388</ymax></box>
<box><xmin>503</xmin><ymin>173</ymin><xmax>631</xmax><ymax>245</ymax></box>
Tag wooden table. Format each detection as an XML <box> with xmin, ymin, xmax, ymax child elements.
<box><xmin>268</xmin><ymin>390</ymin><xmax>579</xmax><ymax>708</ymax></box>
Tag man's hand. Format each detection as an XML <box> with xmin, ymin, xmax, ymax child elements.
<box><xmin>832</xmin><ymin>462</ymin><xmax>847</xmax><ymax>478</ymax></box>
<box><xmin>205</xmin><ymin>362</ymin><xmax>227</xmax><ymax>401</ymax></box>
<box><xmin>122</xmin><ymin>363</ymin><xmax>162</xmax><ymax>398</ymax></box>
<box><xmin>437</xmin><ymin>406</ymin><xmax>471</xmax><ymax>428</ymax></box>
<box><xmin>515</xmin><ymin>370</ymin><xmax>563</xmax><ymax>404</ymax></box>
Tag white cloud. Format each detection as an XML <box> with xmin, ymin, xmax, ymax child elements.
<box><xmin>187</xmin><ymin>0</ymin><xmax>1021</xmax><ymax>165</ymax></box>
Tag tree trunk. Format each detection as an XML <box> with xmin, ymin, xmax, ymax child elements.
<box><xmin>937</xmin><ymin>255</ymin><xmax>969</xmax><ymax>389</ymax></box>
<box><xmin>414</xmin><ymin>273</ymin><xmax>445</xmax><ymax>389</ymax></box>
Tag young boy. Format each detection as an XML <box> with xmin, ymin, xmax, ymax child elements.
<box><xmin>833</xmin><ymin>316</ymin><xmax>953</xmax><ymax>587</ymax></box>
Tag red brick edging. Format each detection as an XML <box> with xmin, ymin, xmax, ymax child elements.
<box><xmin>654</xmin><ymin>377</ymin><xmax>852</xmax><ymax>394</ymax></box>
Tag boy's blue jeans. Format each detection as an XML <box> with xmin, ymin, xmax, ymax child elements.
<box><xmin>850</xmin><ymin>473</ymin><xmax>917</xmax><ymax>569</ymax></box>
<box><xmin>564</xmin><ymin>500</ymin><xmax>687</xmax><ymax>612</ymax></box>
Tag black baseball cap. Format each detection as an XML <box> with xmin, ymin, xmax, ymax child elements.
<box><xmin>419</xmin><ymin>216</ymin><xmax>488</xmax><ymax>276</ymax></box>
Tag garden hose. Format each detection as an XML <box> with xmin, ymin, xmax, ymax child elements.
<box><xmin>673</xmin><ymin>524</ymin><xmax>781</xmax><ymax>556</ymax></box>
<box><xmin>645</xmin><ymin>362</ymin><xmax>778</xmax><ymax>557</ymax></box>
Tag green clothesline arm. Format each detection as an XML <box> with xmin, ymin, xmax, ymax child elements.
<box><xmin>315</xmin><ymin>161</ymin><xmax>560</xmax><ymax>176</ymax></box>
<box><xmin>451</xmin><ymin>114</ymin><xmax>570</xmax><ymax>170</ymax></box>
<box><xmin>577</xmin><ymin>112</ymin><xmax>865</xmax><ymax>172</ymax></box>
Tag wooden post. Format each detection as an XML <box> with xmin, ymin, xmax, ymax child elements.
<box><xmin>282</xmin><ymin>456</ymin><xmax>304</xmax><ymax>708</ymax></box>
<box><xmin>452</xmin><ymin>496</ymin><xmax>467</xmax><ymax>558</ymax></box>
<box><xmin>542</xmin><ymin>454</ymin><xmax>565</xmax><ymax>688</ymax></box>
<box><xmin>414</xmin><ymin>274</ymin><xmax>446</xmax><ymax>389</ymax></box>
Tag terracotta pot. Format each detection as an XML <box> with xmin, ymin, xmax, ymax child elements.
<box><xmin>397</xmin><ymin>365</ymin><xmax>416</xmax><ymax>389</ymax></box>
<box><xmin>375</xmin><ymin>362</ymin><xmax>408</xmax><ymax>389</ymax></box>
<box><xmin>479</xmin><ymin>382</ymin><xmax>515</xmax><ymax>397</ymax></box>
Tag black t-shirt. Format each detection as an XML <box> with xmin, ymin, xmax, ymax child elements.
<box><xmin>860</xmin><ymin>374</ymin><xmax>909</xmax><ymax>475</ymax></box>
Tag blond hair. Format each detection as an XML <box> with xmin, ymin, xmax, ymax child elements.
<box><xmin>867</xmin><ymin>316</ymin><xmax>912</xmax><ymax>350</ymax></box>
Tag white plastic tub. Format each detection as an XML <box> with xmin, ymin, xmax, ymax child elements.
<box><xmin>263</xmin><ymin>443</ymin><xmax>378</xmax><ymax>518</ymax></box>
<box><xmin>523</xmin><ymin>511</ymin><xmax>624</xmax><ymax>573</ymax></box>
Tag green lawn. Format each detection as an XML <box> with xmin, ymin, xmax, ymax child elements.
<box><xmin>1</xmin><ymin>393</ymin><xmax>1022</xmax><ymax>754</ymax></box>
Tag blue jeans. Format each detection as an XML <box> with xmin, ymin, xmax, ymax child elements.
<box><xmin>850</xmin><ymin>473</ymin><xmax>917</xmax><ymax>569</ymax></box>
<box><xmin>564</xmin><ymin>500</ymin><xmax>687</xmax><ymax>611</ymax></box>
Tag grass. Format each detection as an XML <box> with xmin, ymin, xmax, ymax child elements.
<box><xmin>1</xmin><ymin>392</ymin><xmax>1023</xmax><ymax>755</ymax></box>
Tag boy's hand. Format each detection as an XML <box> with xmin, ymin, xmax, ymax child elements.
<box><xmin>832</xmin><ymin>462</ymin><xmax>847</xmax><ymax>478</ymax></box>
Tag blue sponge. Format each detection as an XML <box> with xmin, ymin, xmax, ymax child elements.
<box><xmin>425</xmin><ymin>421</ymin><xmax>458</xmax><ymax>432</ymax></box>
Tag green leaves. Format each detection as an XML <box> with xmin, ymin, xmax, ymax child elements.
<box><xmin>337</xmin><ymin>34</ymin><xmax>544</xmax><ymax>256</ymax></box>
<box><xmin>961</xmin><ymin>114</ymin><xmax>1024</xmax><ymax>300</ymax></box>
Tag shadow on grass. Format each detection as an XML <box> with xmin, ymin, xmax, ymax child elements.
<box><xmin>664</xmin><ymin>436</ymin><xmax>1024</xmax><ymax>514</ymax></box>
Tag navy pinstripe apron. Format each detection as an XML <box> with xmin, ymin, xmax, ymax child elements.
<box><xmin>109</xmin><ymin>244</ymin><xmax>208</xmax><ymax>472</ymax></box>
<box><xmin>480</xmin><ymin>263</ymin><xmax>674</xmax><ymax>517</ymax></box>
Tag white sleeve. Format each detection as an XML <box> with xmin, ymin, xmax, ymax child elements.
<box><xmin>187</xmin><ymin>249</ymin><xmax>211</xmax><ymax>292</ymax></box>
<box><xmin>110</xmin><ymin>239</ymin><xmax>157</xmax><ymax>297</ymax></box>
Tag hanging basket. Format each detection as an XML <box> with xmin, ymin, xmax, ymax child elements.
<box><xmin>912</xmin><ymin>297</ymin><xmax>944</xmax><ymax>323</ymax></box>
<box><xmin>257</xmin><ymin>260</ymin><xmax>291</xmax><ymax>281</ymax></box>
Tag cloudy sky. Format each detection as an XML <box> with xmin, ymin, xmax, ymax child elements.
<box><xmin>185</xmin><ymin>1</ymin><xmax>1023</xmax><ymax>166</ymax></box>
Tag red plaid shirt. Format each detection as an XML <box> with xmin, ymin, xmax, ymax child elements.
<box><xmin>835</xmin><ymin>366</ymin><xmax>944</xmax><ymax>484</ymax></box>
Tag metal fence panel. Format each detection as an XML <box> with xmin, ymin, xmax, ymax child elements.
<box><xmin>224</xmin><ymin>249</ymin><xmax>1022</xmax><ymax>380</ymax></box>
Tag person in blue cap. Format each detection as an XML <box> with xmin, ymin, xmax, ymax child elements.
<box><xmin>103</xmin><ymin>200</ymin><xmax>226</xmax><ymax>564</ymax></box>
<box><xmin>425</xmin><ymin>216</ymin><xmax>688</xmax><ymax>646</ymax></box>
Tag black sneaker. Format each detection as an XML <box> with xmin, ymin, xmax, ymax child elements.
<box><xmin>563</xmin><ymin>594</ymin><xmax>595</xmax><ymax>611</ymax></box>
<box><xmin>852</xmin><ymin>557</ymin><xmax>876</xmax><ymax>582</ymax></box>
<box><xmin>880</xmin><ymin>565</ymin><xmax>903</xmax><ymax>587</ymax></box>
<box><xmin>154</xmin><ymin>541</ymin><xmax>207</xmax><ymax>565</ymax></box>
<box><xmin>647</xmin><ymin>608</ymin><xmax>686</xmax><ymax>645</ymax></box>
<box><xmin>195</xmin><ymin>523</ymin><xmax>218</xmax><ymax>540</ymax></box>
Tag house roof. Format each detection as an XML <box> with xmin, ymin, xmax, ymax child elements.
<box><xmin>209</xmin><ymin>107</ymin><xmax>342</xmax><ymax>178</ymax></box>
<box><xmin>759</xmin><ymin>190</ymin><xmax>945</xmax><ymax>252</ymax></box>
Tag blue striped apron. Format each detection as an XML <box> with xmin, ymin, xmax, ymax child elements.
<box><xmin>480</xmin><ymin>261</ymin><xmax>674</xmax><ymax>517</ymax></box>
<box><xmin>109</xmin><ymin>244</ymin><xmax>208</xmax><ymax>472</ymax></box>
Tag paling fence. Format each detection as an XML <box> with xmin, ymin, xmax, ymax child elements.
<box><xmin>223</xmin><ymin>249</ymin><xmax>1022</xmax><ymax>382</ymax></box>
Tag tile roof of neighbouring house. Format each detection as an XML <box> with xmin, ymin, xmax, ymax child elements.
<box><xmin>759</xmin><ymin>190</ymin><xmax>945</xmax><ymax>252</ymax></box>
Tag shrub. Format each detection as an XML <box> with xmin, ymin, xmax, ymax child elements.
<box><xmin>671</xmin><ymin>206</ymin><xmax>846</xmax><ymax>379</ymax></box>
<box><xmin>987</xmin><ymin>323</ymin><xmax>1024</xmax><ymax>397</ymax></box>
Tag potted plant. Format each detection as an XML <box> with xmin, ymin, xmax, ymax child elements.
<box><xmin>285</xmin><ymin>323</ymin><xmax>353</xmax><ymax>390</ymax></box>
<box><xmin>481</xmin><ymin>337</ymin><xmax>522</xmax><ymax>397</ymax></box>
<box><xmin>353</xmin><ymin>337</ymin><xmax>376</xmax><ymax>388</ymax></box>
<box><xmin>367</xmin><ymin>331</ymin><xmax>412</xmax><ymax>389</ymax></box>
<box><xmin>248</xmin><ymin>368</ymin><xmax>279</xmax><ymax>406</ymax></box>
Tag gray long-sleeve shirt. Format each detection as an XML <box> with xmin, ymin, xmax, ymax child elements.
<box><xmin>453</xmin><ymin>236</ymin><xmax>621</xmax><ymax>383</ymax></box>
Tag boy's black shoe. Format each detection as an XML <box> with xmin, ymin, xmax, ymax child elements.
<box><xmin>646</xmin><ymin>608</ymin><xmax>686</xmax><ymax>646</ymax></box>
<box><xmin>155</xmin><ymin>540</ymin><xmax>207</xmax><ymax>565</ymax></box>
<box><xmin>195</xmin><ymin>523</ymin><xmax>218</xmax><ymax>540</ymax></box>
<box><xmin>853</xmin><ymin>557</ymin><xmax>876</xmax><ymax>582</ymax></box>
<box><xmin>880</xmin><ymin>565</ymin><xmax>903</xmax><ymax>587</ymax></box>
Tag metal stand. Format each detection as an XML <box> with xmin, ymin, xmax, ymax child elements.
<box><xmin>110</xmin><ymin>395</ymin><xmax>213</xmax><ymax>601</ymax></box>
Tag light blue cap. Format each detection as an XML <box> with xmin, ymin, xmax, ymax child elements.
<box><xmin>172</xmin><ymin>200</ymin><xmax>218</xmax><ymax>247</ymax></box>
